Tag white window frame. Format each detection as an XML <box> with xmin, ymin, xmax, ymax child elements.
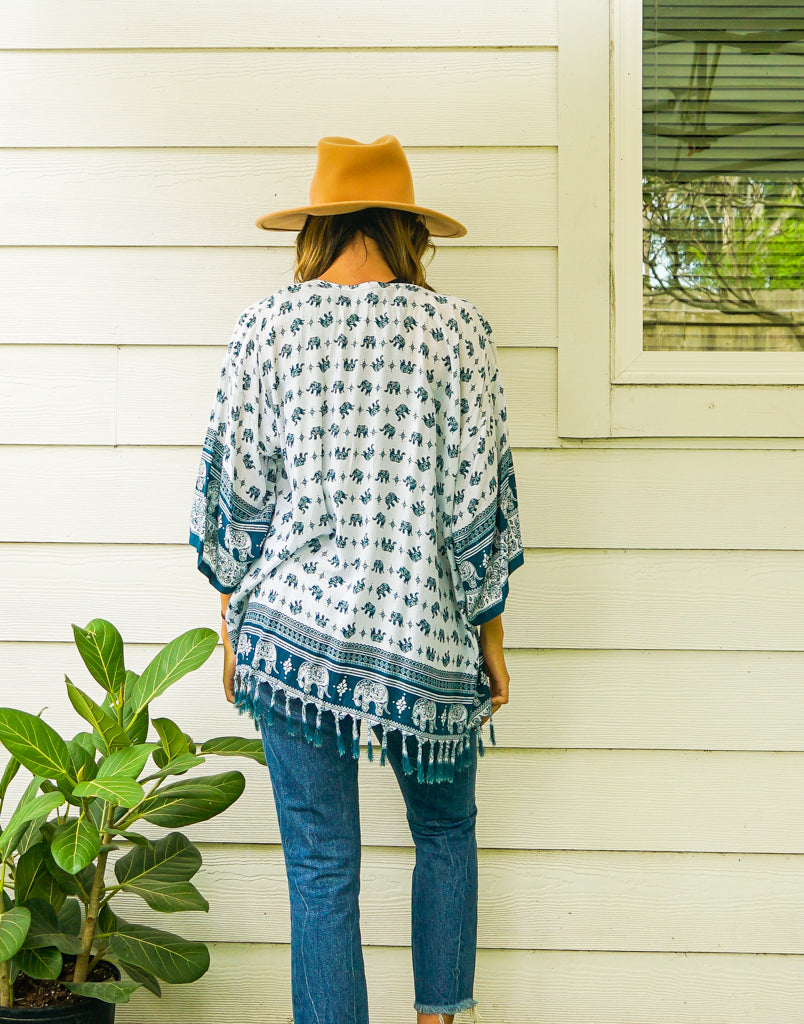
<box><xmin>557</xmin><ymin>0</ymin><xmax>804</xmax><ymax>439</ymax></box>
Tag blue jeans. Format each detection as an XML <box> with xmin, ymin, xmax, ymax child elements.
<box><xmin>255</xmin><ymin>682</ymin><xmax>479</xmax><ymax>1024</ymax></box>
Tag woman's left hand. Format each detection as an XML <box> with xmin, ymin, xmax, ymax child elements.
<box><xmin>222</xmin><ymin>629</ymin><xmax>237</xmax><ymax>704</ymax></box>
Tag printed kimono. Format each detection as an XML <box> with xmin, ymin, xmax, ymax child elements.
<box><xmin>189</xmin><ymin>279</ymin><xmax>524</xmax><ymax>783</ymax></box>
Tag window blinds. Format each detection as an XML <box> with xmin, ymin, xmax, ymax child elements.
<box><xmin>642</xmin><ymin>1</ymin><xmax>804</xmax><ymax>351</ymax></box>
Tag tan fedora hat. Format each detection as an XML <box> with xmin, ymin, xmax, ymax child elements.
<box><xmin>254</xmin><ymin>134</ymin><xmax>467</xmax><ymax>238</ymax></box>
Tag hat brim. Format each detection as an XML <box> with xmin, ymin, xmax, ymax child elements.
<box><xmin>255</xmin><ymin>200</ymin><xmax>467</xmax><ymax>238</ymax></box>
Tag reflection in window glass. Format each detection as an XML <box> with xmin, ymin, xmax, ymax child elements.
<box><xmin>642</xmin><ymin>1</ymin><xmax>804</xmax><ymax>351</ymax></box>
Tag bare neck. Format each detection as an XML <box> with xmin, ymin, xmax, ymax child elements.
<box><xmin>316</xmin><ymin>235</ymin><xmax>395</xmax><ymax>286</ymax></box>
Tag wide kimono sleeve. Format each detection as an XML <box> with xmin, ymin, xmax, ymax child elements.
<box><xmin>188</xmin><ymin>306</ymin><xmax>282</xmax><ymax>594</ymax></box>
<box><xmin>450</xmin><ymin>306</ymin><xmax>525</xmax><ymax>627</ymax></box>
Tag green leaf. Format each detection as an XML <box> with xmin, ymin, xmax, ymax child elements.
<box><xmin>141</xmin><ymin>753</ymin><xmax>205</xmax><ymax>782</ymax></box>
<box><xmin>119</xmin><ymin>959</ymin><xmax>161</xmax><ymax>997</ymax></box>
<box><xmin>13</xmin><ymin>845</ymin><xmax>47</xmax><ymax>904</ymax></box>
<box><xmin>115</xmin><ymin>830</ymin><xmax>149</xmax><ymax>846</ymax></box>
<box><xmin>72</xmin><ymin>731</ymin><xmax>98</xmax><ymax>757</ymax></box>
<box><xmin>65</xmin><ymin>679</ymin><xmax>130</xmax><ymax>755</ymax></box>
<box><xmin>12</xmin><ymin>944</ymin><xmax>62</xmax><ymax>980</ymax></box>
<box><xmin>134</xmin><ymin>879</ymin><xmax>209</xmax><ymax>914</ymax></box>
<box><xmin>85</xmin><ymin>796</ymin><xmax>106</xmax><ymax>833</ymax></box>
<box><xmin>121</xmin><ymin>677</ymin><xmax>148</xmax><ymax>744</ymax></box>
<box><xmin>96</xmin><ymin>743</ymin><xmax>159</xmax><ymax>781</ymax></box>
<box><xmin>98</xmin><ymin>904</ymin><xmax>118</xmax><ymax>936</ymax></box>
<box><xmin>14</xmin><ymin>844</ymin><xmax>66</xmax><ymax>911</ymax></box>
<box><xmin>115</xmin><ymin>832</ymin><xmax>200</xmax><ymax>884</ymax></box>
<box><xmin>63</xmin><ymin>979</ymin><xmax>142</xmax><ymax>1004</ymax></box>
<box><xmin>51</xmin><ymin>817</ymin><xmax>101</xmax><ymax>874</ymax></box>
<box><xmin>137</xmin><ymin>771</ymin><xmax>245</xmax><ymax>828</ymax></box>
<box><xmin>71</xmin><ymin>619</ymin><xmax>126</xmax><ymax>697</ymax></box>
<box><xmin>107</xmin><ymin>920</ymin><xmax>209</xmax><ymax>983</ymax></box>
<box><xmin>199</xmin><ymin>735</ymin><xmax>267</xmax><ymax>765</ymax></box>
<box><xmin>114</xmin><ymin>833</ymin><xmax>206</xmax><ymax>912</ymax></box>
<box><xmin>66</xmin><ymin>736</ymin><xmax>98</xmax><ymax>783</ymax></box>
<box><xmin>0</xmin><ymin>790</ymin><xmax>66</xmax><ymax>857</ymax></box>
<box><xmin>57</xmin><ymin>898</ymin><xmax>82</xmax><ymax>935</ymax></box>
<box><xmin>0</xmin><ymin>709</ymin><xmax>74</xmax><ymax>783</ymax></box>
<box><xmin>56</xmin><ymin>775</ymin><xmax>83</xmax><ymax>809</ymax></box>
<box><xmin>0</xmin><ymin>906</ymin><xmax>31</xmax><ymax>960</ymax></box>
<box><xmin>72</xmin><ymin>777</ymin><xmax>144</xmax><ymax>807</ymax></box>
<box><xmin>41</xmin><ymin>831</ymin><xmax>94</xmax><ymax>900</ymax></box>
<box><xmin>127</xmin><ymin>628</ymin><xmax>218</xmax><ymax>716</ymax></box>
<box><xmin>21</xmin><ymin>899</ymin><xmax>83</xmax><ymax>954</ymax></box>
<box><xmin>16</xmin><ymin>819</ymin><xmax>42</xmax><ymax>858</ymax></box>
<box><xmin>152</xmin><ymin>718</ymin><xmax>189</xmax><ymax>762</ymax></box>
<box><xmin>0</xmin><ymin>754</ymin><xmax>21</xmax><ymax>799</ymax></box>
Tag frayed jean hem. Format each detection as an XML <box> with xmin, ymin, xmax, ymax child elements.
<box><xmin>413</xmin><ymin>996</ymin><xmax>478</xmax><ymax>1015</ymax></box>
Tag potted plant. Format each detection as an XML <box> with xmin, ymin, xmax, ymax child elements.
<box><xmin>0</xmin><ymin>619</ymin><xmax>266</xmax><ymax>1020</ymax></box>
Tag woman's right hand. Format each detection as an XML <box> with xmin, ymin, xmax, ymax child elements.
<box><xmin>479</xmin><ymin>615</ymin><xmax>509</xmax><ymax>725</ymax></box>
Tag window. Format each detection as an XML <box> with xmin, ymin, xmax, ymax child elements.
<box><xmin>643</xmin><ymin>1</ymin><xmax>804</xmax><ymax>354</ymax></box>
<box><xmin>558</xmin><ymin>0</ymin><xmax>804</xmax><ymax>438</ymax></box>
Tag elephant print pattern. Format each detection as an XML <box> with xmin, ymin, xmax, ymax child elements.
<box><xmin>189</xmin><ymin>278</ymin><xmax>524</xmax><ymax>783</ymax></box>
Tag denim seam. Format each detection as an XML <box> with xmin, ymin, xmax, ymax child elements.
<box><xmin>413</xmin><ymin>996</ymin><xmax>479</xmax><ymax>1015</ymax></box>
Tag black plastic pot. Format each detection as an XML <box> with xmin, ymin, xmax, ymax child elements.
<box><xmin>0</xmin><ymin>964</ymin><xmax>120</xmax><ymax>1023</ymax></box>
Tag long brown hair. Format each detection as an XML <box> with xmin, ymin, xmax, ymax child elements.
<box><xmin>292</xmin><ymin>207</ymin><xmax>437</xmax><ymax>290</ymax></box>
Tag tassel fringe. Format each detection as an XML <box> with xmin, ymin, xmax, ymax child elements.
<box><xmin>401</xmin><ymin>734</ymin><xmax>413</xmax><ymax>775</ymax></box>
<box><xmin>233</xmin><ymin>666</ymin><xmax>496</xmax><ymax>786</ymax></box>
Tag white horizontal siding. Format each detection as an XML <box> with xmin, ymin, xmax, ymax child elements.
<box><xmin>3</xmin><ymin>743</ymin><xmax>804</xmax><ymax>853</ymax></box>
<box><xmin>0</xmin><ymin>149</ymin><xmax>557</xmax><ymax>246</ymax></box>
<box><xmin>0</xmin><ymin>346</ymin><xmax>539</xmax><ymax>446</ymax></box>
<box><xmin>7</xmin><ymin>545</ymin><xmax>804</xmax><ymax>651</ymax></box>
<box><xmin>1</xmin><ymin>51</ymin><xmax>557</xmax><ymax>146</ymax></box>
<box><xmin>0</xmin><ymin>248</ymin><xmax>556</xmax><ymax>348</ymax></box>
<box><xmin>0</xmin><ymin>0</ymin><xmax>558</xmax><ymax>48</ymax></box>
<box><xmin>114</xmin><ymin>943</ymin><xmax>804</xmax><ymax>1024</ymax></box>
<box><xmin>3</xmin><ymin>446</ymin><xmax>804</xmax><ymax>549</ymax></box>
<box><xmin>2</xmin><ymin>642</ymin><xmax>804</xmax><ymax>752</ymax></box>
<box><xmin>104</xmin><ymin>843</ymin><xmax>804</xmax><ymax>952</ymax></box>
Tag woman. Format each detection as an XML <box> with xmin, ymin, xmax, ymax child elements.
<box><xmin>189</xmin><ymin>135</ymin><xmax>524</xmax><ymax>1024</ymax></box>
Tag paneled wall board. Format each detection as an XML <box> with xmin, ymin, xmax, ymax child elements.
<box><xmin>2</xmin><ymin>51</ymin><xmax>557</xmax><ymax>147</ymax></box>
<box><xmin>5</xmin><ymin>545</ymin><xmax>804</xmax><ymax>653</ymax></box>
<box><xmin>0</xmin><ymin>346</ymin><xmax>548</xmax><ymax>448</ymax></box>
<box><xmin>3</xmin><ymin>747</ymin><xmax>804</xmax><ymax>853</ymax></box>
<box><xmin>114</xmin><ymin>942</ymin><xmax>804</xmax><ymax>1024</ymax></box>
<box><xmin>2</xmin><ymin>643</ymin><xmax>804</xmax><ymax>753</ymax></box>
<box><xmin>0</xmin><ymin>247</ymin><xmax>557</xmax><ymax>348</ymax></box>
<box><xmin>3</xmin><ymin>446</ymin><xmax>803</xmax><ymax>551</ymax></box>
<box><xmin>0</xmin><ymin>149</ymin><xmax>558</xmax><ymax>247</ymax></box>
<box><xmin>0</xmin><ymin>346</ymin><xmax>117</xmax><ymax>443</ymax></box>
<box><xmin>0</xmin><ymin>0</ymin><xmax>558</xmax><ymax>49</ymax></box>
<box><xmin>104</xmin><ymin>843</ymin><xmax>804</xmax><ymax>953</ymax></box>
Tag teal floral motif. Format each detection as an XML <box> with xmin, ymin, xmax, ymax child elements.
<box><xmin>189</xmin><ymin>279</ymin><xmax>524</xmax><ymax>783</ymax></box>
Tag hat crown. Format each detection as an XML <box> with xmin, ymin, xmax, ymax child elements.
<box><xmin>309</xmin><ymin>135</ymin><xmax>415</xmax><ymax>208</ymax></box>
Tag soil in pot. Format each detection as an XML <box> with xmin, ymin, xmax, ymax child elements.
<box><xmin>3</xmin><ymin>955</ymin><xmax>119</xmax><ymax>1017</ymax></box>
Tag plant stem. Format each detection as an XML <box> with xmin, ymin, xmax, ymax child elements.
<box><xmin>86</xmin><ymin>946</ymin><xmax>106</xmax><ymax>975</ymax></box>
<box><xmin>72</xmin><ymin>802</ymin><xmax>114</xmax><ymax>983</ymax></box>
<box><xmin>0</xmin><ymin>958</ymin><xmax>11</xmax><ymax>1007</ymax></box>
